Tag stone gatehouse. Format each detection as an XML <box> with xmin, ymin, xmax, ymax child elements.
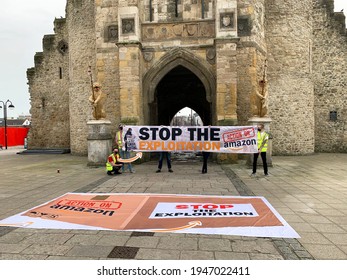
<box><xmin>27</xmin><ymin>0</ymin><xmax>347</xmax><ymax>155</ymax></box>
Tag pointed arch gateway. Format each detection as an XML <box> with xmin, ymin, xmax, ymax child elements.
<box><xmin>143</xmin><ymin>48</ymin><xmax>216</xmax><ymax>125</ymax></box>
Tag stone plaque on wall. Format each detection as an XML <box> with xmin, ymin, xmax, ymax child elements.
<box><xmin>104</xmin><ymin>25</ymin><xmax>118</xmax><ymax>43</ymax></box>
<box><xmin>220</xmin><ymin>12</ymin><xmax>235</xmax><ymax>30</ymax></box>
<box><xmin>142</xmin><ymin>20</ymin><xmax>215</xmax><ymax>41</ymax></box>
<box><xmin>122</xmin><ymin>18</ymin><xmax>135</xmax><ymax>34</ymax></box>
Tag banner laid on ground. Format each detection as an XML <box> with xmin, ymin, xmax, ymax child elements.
<box><xmin>122</xmin><ymin>126</ymin><xmax>258</xmax><ymax>153</ymax></box>
<box><xmin>0</xmin><ymin>193</ymin><xmax>299</xmax><ymax>238</ymax></box>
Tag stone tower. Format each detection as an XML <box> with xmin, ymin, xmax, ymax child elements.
<box><xmin>26</xmin><ymin>0</ymin><xmax>347</xmax><ymax>155</ymax></box>
<box><xmin>266</xmin><ymin>0</ymin><xmax>315</xmax><ymax>155</ymax></box>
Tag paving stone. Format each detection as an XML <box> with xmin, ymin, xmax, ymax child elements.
<box><xmin>276</xmin><ymin>246</ymin><xmax>293</xmax><ymax>254</ymax></box>
<box><xmin>65</xmin><ymin>245</ymin><xmax>114</xmax><ymax>258</ymax></box>
<box><xmin>136</xmin><ymin>248</ymin><xmax>180</xmax><ymax>260</ymax></box>
<box><xmin>281</xmin><ymin>253</ymin><xmax>300</xmax><ymax>260</ymax></box>
<box><xmin>65</xmin><ymin>234</ymin><xmax>102</xmax><ymax>245</ymax></box>
<box><xmin>21</xmin><ymin>244</ymin><xmax>73</xmax><ymax>256</ymax></box>
<box><xmin>303</xmin><ymin>244</ymin><xmax>347</xmax><ymax>260</ymax></box>
<box><xmin>0</xmin><ymin>254</ymin><xmax>48</xmax><ymax>260</ymax></box>
<box><xmin>232</xmin><ymin>240</ymin><xmax>279</xmax><ymax>254</ymax></box>
<box><xmin>215</xmin><ymin>251</ymin><xmax>250</xmax><ymax>260</ymax></box>
<box><xmin>340</xmin><ymin>246</ymin><xmax>347</xmax><ymax>255</ymax></box>
<box><xmin>180</xmin><ymin>250</ymin><xmax>215</xmax><ymax>260</ymax></box>
<box><xmin>295</xmin><ymin>250</ymin><xmax>314</xmax><ymax>258</ymax></box>
<box><xmin>326</xmin><ymin>216</ymin><xmax>347</xmax><ymax>225</ymax></box>
<box><xmin>289</xmin><ymin>242</ymin><xmax>306</xmax><ymax>251</ymax></box>
<box><xmin>96</xmin><ymin>235</ymin><xmax>130</xmax><ymax>246</ymax></box>
<box><xmin>157</xmin><ymin>236</ymin><xmax>198</xmax><ymax>250</ymax></box>
<box><xmin>300</xmin><ymin>214</ymin><xmax>334</xmax><ymax>224</ymax></box>
<box><xmin>0</xmin><ymin>232</ymin><xmax>32</xmax><ymax>243</ymax></box>
<box><xmin>125</xmin><ymin>236</ymin><xmax>160</xmax><ymax>248</ymax></box>
<box><xmin>20</xmin><ymin>233</ymin><xmax>74</xmax><ymax>245</ymax></box>
<box><xmin>249</xmin><ymin>253</ymin><xmax>284</xmax><ymax>260</ymax></box>
<box><xmin>0</xmin><ymin>243</ymin><xmax>31</xmax><ymax>253</ymax></box>
<box><xmin>299</xmin><ymin>232</ymin><xmax>333</xmax><ymax>245</ymax></box>
<box><xmin>322</xmin><ymin>233</ymin><xmax>347</xmax><ymax>245</ymax></box>
<box><xmin>198</xmin><ymin>238</ymin><xmax>232</xmax><ymax>251</ymax></box>
<box><xmin>289</xmin><ymin>222</ymin><xmax>317</xmax><ymax>233</ymax></box>
<box><xmin>311</xmin><ymin>223</ymin><xmax>346</xmax><ymax>234</ymax></box>
<box><xmin>97</xmin><ymin>230</ymin><xmax>132</xmax><ymax>236</ymax></box>
<box><xmin>46</xmin><ymin>255</ymin><xmax>96</xmax><ymax>260</ymax></box>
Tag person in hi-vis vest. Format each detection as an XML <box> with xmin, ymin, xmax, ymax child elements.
<box><xmin>115</xmin><ymin>124</ymin><xmax>135</xmax><ymax>173</ymax></box>
<box><xmin>252</xmin><ymin>123</ymin><xmax>269</xmax><ymax>176</ymax></box>
<box><xmin>106</xmin><ymin>147</ymin><xmax>124</xmax><ymax>175</ymax></box>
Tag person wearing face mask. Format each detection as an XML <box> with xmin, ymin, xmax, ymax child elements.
<box><xmin>106</xmin><ymin>147</ymin><xmax>124</xmax><ymax>175</ymax></box>
<box><xmin>251</xmin><ymin>123</ymin><xmax>269</xmax><ymax>176</ymax></box>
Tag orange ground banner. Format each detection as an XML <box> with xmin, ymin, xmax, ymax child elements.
<box><xmin>0</xmin><ymin>193</ymin><xmax>299</xmax><ymax>238</ymax></box>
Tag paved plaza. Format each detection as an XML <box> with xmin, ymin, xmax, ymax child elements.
<box><xmin>0</xmin><ymin>147</ymin><xmax>346</xmax><ymax>260</ymax></box>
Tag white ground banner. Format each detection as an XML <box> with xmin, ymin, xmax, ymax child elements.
<box><xmin>0</xmin><ymin>193</ymin><xmax>299</xmax><ymax>238</ymax></box>
<box><xmin>122</xmin><ymin>126</ymin><xmax>258</xmax><ymax>153</ymax></box>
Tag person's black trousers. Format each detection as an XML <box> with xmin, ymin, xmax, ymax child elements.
<box><xmin>253</xmin><ymin>152</ymin><xmax>268</xmax><ymax>175</ymax></box>
<box><xmin>158</xmin><ymin>152</ymin><xmax>172</xmax><ymax>170</ymax></box>
<box><xmin>202</xmin><ymin>152</ymin><xmax>210</xmax><ymax>173</ymax></box>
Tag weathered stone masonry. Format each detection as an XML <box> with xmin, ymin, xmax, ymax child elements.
<box><xmin>27</xmin><ymin>0</ymin><xmax>347</xmax><ymax>155</ymax></box>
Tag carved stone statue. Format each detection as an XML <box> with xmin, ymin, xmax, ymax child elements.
<box><xmin>88</xmin><ymin>82</ymin><xmax>106</xmax><ymax>120</ymax></box>
<box><xmin>255</xmin><ymin>80</ymin><xmax>269</xmax><ymax>117</ymax></box>
<box><xmin>253</xmin><ymin>59</ymin><xmax>269</xmax><ymax>117</ymax></box>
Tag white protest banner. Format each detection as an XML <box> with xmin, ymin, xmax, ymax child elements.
<box><xmin>122</xmin><ymin>126</ymin><xmax>258</xmax><ymax>153</ymax></box>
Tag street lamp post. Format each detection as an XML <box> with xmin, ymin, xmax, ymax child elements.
<box><xmin>0</xmin><ymin>99</ymin><xmax>15</xmax><ymax>149</ymax></box>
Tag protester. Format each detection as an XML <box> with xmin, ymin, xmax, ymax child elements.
<box><xmin>251</xmin><ymin>123</ymin><xmax>269</xmax><ymax>176</ymax></box>
<box><xmin>202</xmin><ymin>151</ymin><xmax>210</xmax><ymax>174</ymax></box>
<box><xmin>106</xmin><ymin>147</ymin><xmax>124</xmax><ymax>175</ymax></box>
<box><xmin>156</xmin><ymin>152</ymin><xmax>173</xmax><ymax>173</ymax></box>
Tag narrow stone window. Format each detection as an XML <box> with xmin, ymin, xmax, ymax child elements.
<box><xmin>175</xmin><ymin>0</ymin><xmax>178</xmax><ymax>17</ymax></box>
<box><xmin>329</xmin><ymin>111</ymin><xmax>337</xmax><ymax>121</ymax></box>
<box><xmin>59</xmin><ymin>67</ymin><xmax>63</xmax><ymax>79</ymax></box>
<box><xmin>149</xmin><ymin>0</ymin><xmax>153</xmax><ymax>22</ymax></box>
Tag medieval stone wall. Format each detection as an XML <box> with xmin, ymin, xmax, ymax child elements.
<box><xmin>266</xmin><ymin>0</ymin><xmax>315</xmax><ymax>155</ymax></box>
<box><xmin>95</xmin><ymin>1</ymin><xmax>120</xmax><ymax>139</ymax></box>
<box><xmin>312</xmin><ymin>0</ymin><xmax>347</xmax><ymax>152</ymax></box>
<box><xmin>26</xmin><ymin>18</ymin><xmax>70</xmax><ymax>149</ymax></box>
<box><xmin>67</xmin><ymin>0</ymin><xmax>96</xmax><ymax>155</ymax></box>
<box><xmin>237</xmin><ymin>0</ymin><xmax>266</xmax><ymax>125</ymax></box>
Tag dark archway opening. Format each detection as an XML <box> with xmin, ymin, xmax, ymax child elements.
<box><xmin>153</xmin><ymin>65</ymin><xmax>211</xmax><ymax>125</ymax></box>
<box><xmin>170</xmin><ymin>107</ymin><xmax>203</xmax><ymax>126</ymax></box>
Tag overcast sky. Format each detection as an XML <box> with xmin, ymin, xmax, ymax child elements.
<box><xmin>0</xmin><ymin>0</ymin><xmax>346</xmax><ymax>119</ymax></box>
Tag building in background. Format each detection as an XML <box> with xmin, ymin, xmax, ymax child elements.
<box><xmin>26</xmin><ymin>0</ymin><xmax>347</xmax><ymax>155</ymax></box>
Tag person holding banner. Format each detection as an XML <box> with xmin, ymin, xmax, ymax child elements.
<box><xmin>252</xmin><ymin>123</ymin><xmax>269</xmax><ymax>176</ymax></box>
<box><xmin>156</xmin><ymin>152</ymin><xmax>173</xmax><ymax>173</ymax></box>
<box><xmin>106</xmin><ymin>147</ymin><xmax>124</xmax><ymax>175</ymax></box>
<box><xmin>115</xmin><ymin>124</ymin><xmax>135</xmax><ymax>173</ymax></box>
<box><xmin>202</xmin><ymin>151</ymin><xmax>210</xmax><ymax>174</ymax></box>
